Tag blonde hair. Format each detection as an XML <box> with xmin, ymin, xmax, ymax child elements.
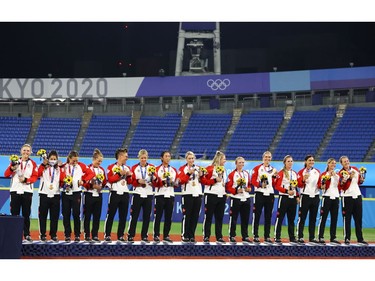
<box><xmin>93</xmin><ymin>148</ymin><xmax>103</xmax><ymax>159</ymax></box>
<box><xmin>282</xmin><ymin>155</ymin><xmax>293</xmax><ymax>180</ymax></box>
<box><xmin>262</xmin><ymin>151</ymin><xmax>272</xmax><ymax>158</ymax></box>
<box><xmin>138</xmin><ymin>149</ymin><xmax>148</xmax><ymax>158</ymax></box>
<box><xmin>21</xmin><ymin>143</ymin><xmax>32</xmax><ymax>153</ymax></box>
<box><xmin>235</xmin><ymin>156</ymin><xmax>245</xmax><ymax>164</ymax></box>
<box><xmin>212</xmin><ymin>151</ymin><xmax>225</xmax><ymax>166</ymax></box>
<box><xmin>185</xmin><ymin>151</ymin><xmax>195</xmax><ymax>159</ymax></box>
<box><xmin>326</xmin><ymin>158</ymin><xmax>336</xmax><ymax>171</ymax></box>
<box><xmin>339</xmin><ymin>156</ymin><xmax>348</xmax><ymax>164</ymax></box>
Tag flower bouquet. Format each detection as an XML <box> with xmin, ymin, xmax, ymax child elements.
<box><xmin>321</xmin><ymin>174</ymin><xmax>331</xmax><ymax>185</ymax></box>
<box><xmin>236</xmin><ymin>177</ymin><xmax>246</xmax><ymax>188</ymax></box>
<box><xmin>147</xmin><ymin>166</ymin><xmax>156</xmax><ymax>175</ymax></box>
<box><xmin>359</xmin><ymin>167</ymin><xmax>367</xmax><ymax>179</ymax></box>
<box><xmin>112</xmin><ymin>166</ymin><xmax>121</xmax><ymax>174</ymax></box>
<box><xmin>163</xmin><ymin>171</ymin><xmax>171</xmax><ymax>186</ymax></box>
<box><xmin>37</xmin><ymin>149</ymin><xmax>47</xmax><ymax>160</ymax></box>
<box><xmin>260</xmin><ymin>174</ymin><xmax>269</xmax><ymax>186</ymax></box>
<box><xmin>64</xmin><ymin>175</ymin><xmax>73</xmax><ymax>192</ymax></box>
<box><xmin>290</xmin><ymin>180</ymin><xmax>298</xmax><ymax>190</ymax></box>
<box><xmin>215</xmin><ymin>166</ymin><xmax>225</xmax><ymax>175</ymax></box>
<box><xmin>340</xmin><ymin>170</ymin><xmax>349</xmax><ymax>180</ymax></box>
<box><xmin>10</xmin><ymin>154</ymin><xmax>19</xmax><ymax>166</ymax></box>
<box><xmin>199</xmin><ymin>167</ymin><xmax>208</xmax><ymax>175</ymax></box>
<box><xmin>95</xmin><ymin>173</ymin><xmax>105</xmax><ymax>184</ymax></box>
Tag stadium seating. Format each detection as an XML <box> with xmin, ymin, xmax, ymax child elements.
<box><xmin>225</xmin><ymin>111</ymin><xmax>284</xmax><ymax>160</ymax></box>
<box><xmin>0</xmin><ymin>116</ymin><xmax>32</xmax><ymax>155</ymax></box>
<box><xmin>79</xmin><ymin>115</ymin><xmax>131</xmax><ymax>158</ymax></box>
<box><xmin>178</xmin><ymin>113</ymin><xmax>232</xmax><ymax>159</ymax></box>
<box><xmin>321</xmin><ymin>107</ymin><xmax>375</xmax><ymax>162</ymax></box>
<box><xmin>128</xmin><ymin>114</ymin><xmax>181</xmax><ymax>159</ymax></box>
<box><xmin>32</xmin><ymin>117</ymin><xmax>81</xmax><ymax>158</ymax></box>
<box><xmin>273</xmin><ymin>107</ymin><xmax>336</xmax><ymax>161</ymax></box>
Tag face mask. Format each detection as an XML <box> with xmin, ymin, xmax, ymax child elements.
<box><xmin>49</xmin><ymin>160</ymin><xmax>57</xmax><ymax>166</ymax></box>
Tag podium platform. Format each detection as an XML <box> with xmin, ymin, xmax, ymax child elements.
<box><xmin>0</xmin><ymin>215</ymin><xmax>24</xmax><ymax>259</ymax></box>
<box><xmin>22</xmin><ymin>241</ymin><xmax>375</xmax><ymax>258</ymax></box>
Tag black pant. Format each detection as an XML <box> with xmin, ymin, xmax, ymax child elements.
<box><xmin>83</xmin><ymin>192</ymin><xmax>102</xmax><ymax>238</ymax></box>
<box><xmin>61</xmin><ymin>191</ymin><xmax>82</xmax><ymax>238</ymax></box>
<box><xmin>104</xmin><ymin>191</ymin><xmax>129</xmax><ymax>239</ymax></box>
<box><xmin>317</xmin><ymin>196</ymin><xmax>339</xmax><ymax>241</ymax></box>
<box><xmin>181</xmin><ymin>194</ymin><xmax>202</xmax><ymax>240</ymax></box>
<box><xmin>252</xmin><ymin>193</ymin><xmax>274</xmax><ymax>239</ymax></box>
<box><xmin>342</xmin><ymin>196</ymin><xmax>364</xmax><ymax>242</ymax></box>
<box><xmin>153</xmin><ymin>196</ymin><xmax>174</xmax><ymax>238</ymax></box>
<box><xmin>228</xmin><ymin>197</ymin><xmax>250</xmax><ymax>239</ymax></box>
<box><xmin>10</xmin><ymin>192</ymin><xmax>33</xmax><ymax>238</ymax></box>
<box><xmin>274</xmin><ymin>195</ymin><xmax>297</xmax><ymax>240</ymax></box>
<box><xmin>38</xmin><ymin>194</ymin><xmax>60</xmax><ymax>238</ymax></box>
<box><xmin>203</xmin><ymin>193</ymin><xmax>226</xmax><ymax>240</ymax></box>
<box><xmin>128</xmin><ymin>194</ymin><xmax>153</xmax><ymax>239</ymax></box>
<box><xmin>297</xmin><ymin>194</ymin><xmax>320</xmax><ymax>241</ymax></box>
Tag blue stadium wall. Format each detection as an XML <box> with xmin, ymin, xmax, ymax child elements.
<box><xmin>1</xmin><ymin>156</ymin><xmax>375</xmax><ymax>227</ymax></box>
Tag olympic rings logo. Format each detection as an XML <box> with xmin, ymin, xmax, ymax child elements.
<box><xmin>206</xmin><ymin>78</ymin><xmax>231</xmax><ymax>91</ymax></box>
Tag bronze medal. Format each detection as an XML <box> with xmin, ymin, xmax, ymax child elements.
<box><xmin>121</xmin><ymin>180</ymin><xmax>126</xmax><ymax>186</ymax></box>
<box><xmin>49</xmin><ymin>184</ymin><xmax>53</xmax><ymax>190</ymax></box>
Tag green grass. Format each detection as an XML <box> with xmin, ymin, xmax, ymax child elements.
<box><xmin>30</xmin><ymin>219</ymin><xmax>375</xmax><ymax>242</ymax></box>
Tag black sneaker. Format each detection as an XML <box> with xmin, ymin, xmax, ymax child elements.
<box><xmin>153</xmin><ymin>236</ymin><xmax>161</xmax><ymax>243</ymax></box>
<box><xmin>65</xmin><ymin>237</ymin><xmax>71</xmax><ymax>243</ymax></box>
<box><xmin>309</xmin><ymin>239</ymin><xmax>320</xmax><ymax>245</ymax></box>
<box><xmin>229</xmin><ymin>237</ymin><xmax>237</xmax><ymax>244</ymax></box>
<box><xmin>318</xmin><ymin>238</ymin><xmax>326</xmax><ymax>245</ymax></box>
<box><xmin>289</xmin><ymin>238</ymin><xmax>298</xmax><ymax>245</ymax></box>
<box><xmin>163</xmin><ymin>236</ymin><xmax>173</xmax><ymax>243</ymax></box>
<box><xmin>242</xmin><ymin>237</ymin><xmax>252</xmax><ymax>244</ymax></box>
<box><xmin>104</xmin><ymin>236</ymin><xmax>112</xmax><ymax>242</ymax></box>
<box><xmin>358</xmin><ymin>240</ymin><xmax>369</xmax><ymax>246</ymax></box>
<box><xmin>275</xmin><ymin>238</ymin><xmax>283</xmax><ymax>245</ymax></box>
<box><xmin>216</xmin><ymin>238</ymin><xmax>226</xmax><ymax>244</ymax></box>
<box><xmin>117</xmin><ymin>237</ymin><xmax>126</xmax><ymax>243</ymax></box>
<box><xmin>330</xmin><ymin>239</ymin><xmax>341</xmax><ymax>245</ymax></box>
<box><xmin>253</xmin><ymin>237</ymin><xmax>260</xmax><ymax>244</ymax></box>
<box><xmin>344</xmin><ymin>239</ymin><xmax>350</xmax><ymax>245</ymax></box>
<box><xmin>182</xmin><ymin>237</ymin><xmax>190</xmax><ymax>243</ymax></box>
<box><xmin>74</xmin><ymin>237</ymin><xmax>80</xmax><ymax>243</ymax></box>
<box><xmin>264</xmin><ymin>238</ymin><xmax>273</xmax><ymax>245</ymax></box>
<box><xmin>297</xmin><ymin>238</ymin><xmax>305</xmax><ymax>245</ymax></box>
<box><xmin>203</xmin><ymin>237</ymin><xmax>210</xmax><ymax>244</ymax></box>
<box><xmin>51</xmin><ymin>237</ymin><xmax>59</xmax><ymax>243</ymax></box>
<box><xmin>84</xmin><ymin>237</ymin><xmax>92</xmax><ymax>243</ymax></box>
<box><xmin>92</xmin><ymin>237</ymin><xmax>100</xmax><ymax>243</ymax></box>
<box><xmin>40</xmin><ymin>236</ymin><xmax>47</xmax><ymax>242</ymax></box>
<box><xmin>25</xmin><ymin>235</ymin><xmax>33</xmax><ymax>243</ymax></box>
<box><xmin>127</xmin><ymin>236</ymin><xmax>134</xmax><ymax>243</ymax></box>
<box><xmin>141</xmin><ymin>237</ymin><xmax>150</xmax><ymax>243</ymax></box>
<box><xmin>189</xmin><ymin>238</ymin><xmax>196</xmax><ymax>244</ymax></box>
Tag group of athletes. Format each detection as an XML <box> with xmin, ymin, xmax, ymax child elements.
<box><xmin>4</xmin><ymin>143</ymin><xmax>369</xmax><ymax>246</ymax></box>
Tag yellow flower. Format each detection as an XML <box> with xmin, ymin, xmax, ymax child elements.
<box><xmin>147</xmin><ymin>166</ymin><xmax>156</xmax><ymax>174</ymax></box>
<box><xmin>215</xmin><ymin>166</ymin><xmax>225</xmax><ymax>174</ymax></box>
<box><xmin>163</xmin><ymin>171</ymin><xmax>171</xmax><ymax>179</ymax></box>
<box><xmin>359</xmin><ymin>167</ymin><xmax>367</xmax><ymax>174</ymax></box>
<box><xmin>96</xmin><ymin>173</ymin><xmax>105</xmax><ymax>182</ymax></box>
<box><xmin>260</xmin><ymin>174</ymin><xmax>268</xmax><ymax>181</ymax></box>
<box><xmin>199</xmin><ymin>167</ymin><xmax>207</xmax><ymax>175</ymax></box>
<box><xmin>64</xmin><ymin>175</ymin><xmax>73</xmax><ymax>185</ymax></box>
<box><xmin>322</xmin><ymin>174</ymin><xmax>331</xmax><ymax>182</ymax></box>
<box><xmin>112</xmin><ymin>166</ymin><xmax>121</xmax><ymax>174</ymax></box>
<box><xmin>340</xmin><ymin>170</ymin><xmax>349</xmax><ymax>178</ymax></box>
<box><xmin>10</xmin><ymin>154</ymin><xmax>19</xmax><ymax>162</ymax></box>
<box><xmin>236</xmin><ymin>177</ymin><xmax>246</xmax><ymax>187</ymax></box>
<box><xmin>290</xmin><ymin>180</ymin><xmax>298</xmax><ymax>188</ymax></box>
<box><xmin>37</xmin><ymin>149</ymin><xmax>47</xmax><ymax>157</ymax></box>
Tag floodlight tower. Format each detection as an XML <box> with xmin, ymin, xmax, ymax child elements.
<box><xmin>175</xmin><ymin>22</ymin><xmax>221</xmax><ymax>76</ymax></box>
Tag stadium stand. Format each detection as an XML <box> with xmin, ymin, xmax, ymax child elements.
<box><xmin>272</xmin><ymin>107</ymin><xmax>336</xmax><ymax>161</ymax></box>
<box><xmin>177</xmin><ymin>113</ymin><xmax>232</xmax><ymax>159</ymax></box>
<box><xmin>321</xmin><ymin>107</ymin><xmax>375</xmax><ymax>162</ymax></box>
<box><xmin>127</xmin><ymin>114</ymin><xmax>181</xmax><ymax>159</ymax></box>
<box><xmin>225</xmin><ymin>111</ymin><xmax>284</xmax><ymax>160</ymax></box>
<box><xmin>32</xmin><ymin>117</ymin><xmax>81</xmax><ymax>157</ymax></box>
<box><xmin>79</xmin><ymin>115</ymin><xmax>131</xmax><ymax>158</ymax></box>
<box><xmin>0</xmin><ymin>116</ymin><xmax>32</xmax><ymax>155</ymax></box>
